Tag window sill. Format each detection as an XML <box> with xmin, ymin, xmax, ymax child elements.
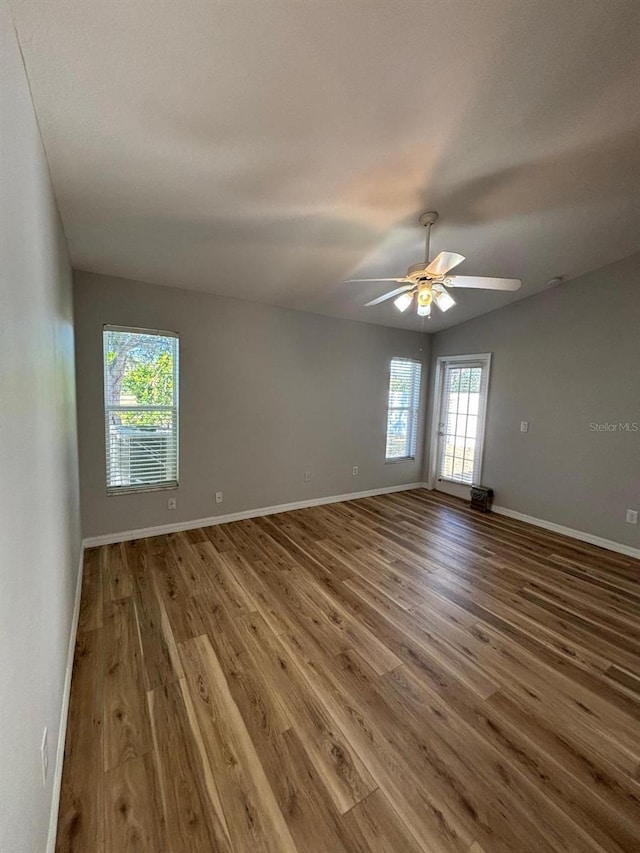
<box><xmin>385</xmin><ymin>457</ymin><xmax>416</xmax><ymax>464</ymax></box>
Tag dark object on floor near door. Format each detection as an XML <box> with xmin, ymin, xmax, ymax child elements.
<box><xmin>470</xmin><ymin>484</ymin><xmax>493</xmax><ymax>512</ymax></box>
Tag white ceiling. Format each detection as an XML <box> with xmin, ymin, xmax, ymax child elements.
<box><xmin>10</xmin><ymin>0</ymin><xmax>640</xmax><ymax>331</ymax></box>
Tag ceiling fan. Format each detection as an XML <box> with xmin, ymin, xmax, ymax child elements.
<box><xmin>346</xmin><ymin>211</ymin><xmax>521</xmax><ymax>317</ymax></box>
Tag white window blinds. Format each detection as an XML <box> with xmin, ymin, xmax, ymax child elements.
<box><xmin>385</xmin><ymin>357</ymin><xmax>422</xmax><ymax>460</ymax></box>
<box><xmin>103</xmin><ymin>326</ymin><xmax>179</xmax><ymax>494</ymax></box>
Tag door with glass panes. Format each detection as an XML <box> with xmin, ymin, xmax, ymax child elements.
<box><xmin>432</xmin><ymin>354</ymin><xmax>491</xmax><ymax>499</ymax></box>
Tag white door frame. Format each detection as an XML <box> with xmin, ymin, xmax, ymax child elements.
<box><xmin>427</xmin><ymin>353</ymin><xmax>492</xmax><ymax>496</ymax></box>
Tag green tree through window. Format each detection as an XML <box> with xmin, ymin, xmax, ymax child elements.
<box><xmin>106</xmin><ymin>333</ymin><xmax>174</xmax><ymax>427</ymax></box>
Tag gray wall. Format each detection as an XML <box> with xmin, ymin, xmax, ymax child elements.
<box><xmin>426</xmin><ymin>251</ymin><xmax>640</xmax><ymax>549</ymax></box>
<box><xmin>0</xmin><ymin>3</ymin><xmax>82</xmax><ymax>851</ymax></box>
<box><xmin>74</xmin><ymin>271</ymin><xmax>428</xmax><ymax>538</ymax></box>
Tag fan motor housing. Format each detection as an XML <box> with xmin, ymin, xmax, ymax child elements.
<box><xmin>407</xmin><ymin>262</ymin><xmax>433</xmax><ymax>280</ymax></box>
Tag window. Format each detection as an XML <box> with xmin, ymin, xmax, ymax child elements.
<box><xmin>385</xmin><ymin>357</ymin><xmax>422</xmax><ymax>461</ymax></box>
<box><xmin>103</xmin><ymin>326</ymin><xmax>179</xmax><ymax>494</ymax></box>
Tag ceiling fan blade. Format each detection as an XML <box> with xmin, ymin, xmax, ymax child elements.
<box><xmin>425</xmin><ymin>251</ymin><xmax>465</xmax><ymax>276</ymax></box>
<box><xmin>345</xmin><ymin>277</ymin><xmax>408</xmax><ymax>283</ymax></box>
<box><xmin>447</xmin><ymin>275</ymin><xmax>521</xmax><ymax>291</ymax></box>
<box><xmin>365</xmin><ymin>285</ymin><xmax>414</xmax><ymax>307</ymax></box>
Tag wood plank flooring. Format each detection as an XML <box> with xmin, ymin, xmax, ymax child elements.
<box><xmin>56</xmin><ymin>489</ymin><xmax>640</xmax><ymax>852</ymax></box>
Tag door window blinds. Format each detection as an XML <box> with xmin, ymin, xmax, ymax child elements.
<box><xmin>386</xmin><ymin>357</ymin><xmax>422</xmax><ymax>460</ymax></box>
<box><xmin>103</xmin><ymin>326</ymin><xmax>179</xmax><ymax>493</ymax></box>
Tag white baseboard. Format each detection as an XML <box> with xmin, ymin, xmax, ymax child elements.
<box><xmin>46</xmin><ymin>544</ymin><xmax>85</xmax><ymax>853</ymax></box>
<box><xmin>83</xmin><ymin>482</ymin><xmax>426</xmax><ymax>547</ymax></box>
<box><xmin>492</xmin><ymin>505</ymin><xmax>640</xmax><ymax>560</ymax></box>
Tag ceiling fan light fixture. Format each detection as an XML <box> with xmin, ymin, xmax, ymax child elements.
<box><xmin>433</xmin><ymin>284</ymin><xmax>456</xmax><ymax>312</ymax></box>
<box><xmin>349</xmin><ymin>212</ymin><xmax>521</xmax><ymax>315</ymax></box>
<box><xmin>417</xmin><ymin>286</ymin><xmax>433</xmax><ymax>307</ymax></box>
<box><xmin>393</xmin><ymin>292</ymin><xmax>413</xmax><ymax>312</ymax></box>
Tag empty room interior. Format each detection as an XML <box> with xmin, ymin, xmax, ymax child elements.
<box><xmin>2</xmin><ymin>1</ymin><xmax>640</xmax><ymax>851</ymax></box>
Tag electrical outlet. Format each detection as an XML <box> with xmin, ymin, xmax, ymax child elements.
<box><xmin>520</xmin><ymin>421</ymin><xmax>529</xmax><ymax>433</ymax></box>
<box><xmin>215</xmin><ymin>491</ymin><xmax>223</xmax><ymax>504</ymax></box>
<box><xmin>41</xmin><ymin>727</ymin><xmax>49</xmax><ymax>786</ymax></box>
<box><xmin>304</xmin><ymin>471</ymin><xmax>311</xmax><ymax>483</ymax></box>
<box><xmin>626</xmin><ymin>509</ymin><xmax>638</xmax><ymax>524</ymax></box>
<box><xmin>167</xmin><ymin>498</ymin><xmax>176</xmax><ymax>510</ymax></box>
<box><xmin>352</xmin><ymin>466</ymin><xmax>358</xmax><ymax>476</ymax></box>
